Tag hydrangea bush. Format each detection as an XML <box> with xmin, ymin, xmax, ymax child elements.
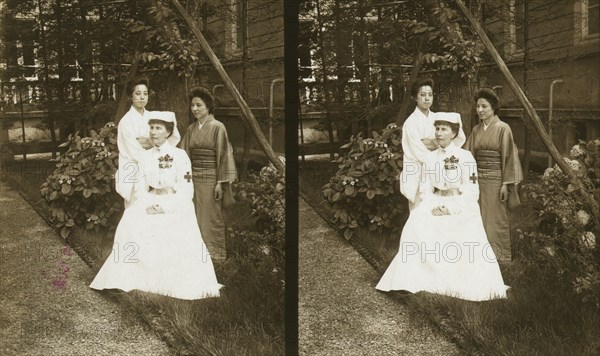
<box><xmin>40</xmin><ymin>122</ymin><xmax>122</xmax><ymax>238</ymax></box>
<box><xmin>519</xmin><ymin>139</ymin><xmax>600</xmax><ymax>306</ymax></box>
<box><xmin>322</xmin><ymin>123</ymin><xmax>405</xmax><ymax>239</ymax></box>
<box><xmin>231</xmin><ymin>164</ymin><xmax>285</xmax><ymax>287</ymax></box>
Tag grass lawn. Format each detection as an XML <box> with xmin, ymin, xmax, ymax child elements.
<box><xmin>2</xmin><ymin>158</ymin><xmax>284</xmax><ymax>356</ymax></box>
<box><xmin>299</xmin><ymin>157</ymin><xmax>599</xmax><ymax>356</ymax></box>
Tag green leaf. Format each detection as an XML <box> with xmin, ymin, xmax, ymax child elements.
<box><xmin>60</xmin><ymin>227</ymin><xmax>69</xmax><ymax>239</ymax></box>
<box><xmin>345</xmin><ymin>185</ymin><xmax>355</xmax><ymax>196</ymax></box>
<box><xmin>332</xmin><ymin>192</ymin><xmax>341</xmax><ymax>202</ymax></box>
<box><xmin>343</xmin><ymin>228</ymin><xmax>353</xmax><ymax>240</ymax></box>
<box><xmin>83</xmin><ymin>189</ymin><xmax>93</xmax><ymax>198</ymax></box>
<box><xmin>367</xmin><ymin>190</ymin><xmax>376</xmax><ymax>199</ymax></box>
<box><xmin>61</xmin><ymin>184</ymin><xmax>72</xmax><ymax>195</ymax></box>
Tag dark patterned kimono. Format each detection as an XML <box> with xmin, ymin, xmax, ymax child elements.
<box><xmin>180</xmin><ymin>115</ymin><xmax>237</xmax><ymax>262</ymax></box>
<box><xmin>465</xmin><ymin>115</ymin><xmax>523</xmax><ymax>262</ymax></box>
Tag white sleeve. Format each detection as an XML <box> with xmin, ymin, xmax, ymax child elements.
<box><xmin>117</xmin><ymin>114</ymin><xmax>146</xmax><ymax>165</ymax></box>
<box><xmin>173</xmin><ymin>150</ymin><xmax>194</xmax><ymax>201</ymax></box>
<box><xmin>418</xmin><ymin>154</ymin><xmax>437</xmax><ymax>210</ymax></box>
<box><xmin>402</xmin><ymin>118</ymin><xmax>431</xmax><ymax>164</ymax></box>
<box><xmin>459</xmin><ymin>151</ymin><xmax>480</xmax><ymax>203</ymax></box>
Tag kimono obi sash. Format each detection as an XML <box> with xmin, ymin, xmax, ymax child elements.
<box><xmin>191</xmin><ymin>148</ymin><xmax>216</xmax><ymax>171</ymax></box>
<box><xmin>475</xmin><ymin>150</ymin><xmax>502</xmax><ymax>182</ymax></box>
<box><xmin>434</xmin><ymin>187</ymin><xmax>461</xmax><ymax>197</ymax></box>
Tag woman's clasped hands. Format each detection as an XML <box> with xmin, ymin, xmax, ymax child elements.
<box><xmin>431</xmin><ymin>205</ymin><xmax>451</xmax><ymax>216</ymax></box>
<box><xmin>146</xmin><ymin>204</ymin><xmax>165</xmax><ymax>215</ymax></box>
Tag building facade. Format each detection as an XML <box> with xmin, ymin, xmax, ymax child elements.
<box><xmin>444</xmin><ymin>0</ymin><xmax>599</xmax><ymax>167</ymax></box>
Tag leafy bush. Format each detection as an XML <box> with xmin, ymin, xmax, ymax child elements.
<box><xmin>519</xmin><ymin>139</ymin><xmax>600</xmax><ymax>307</ymax></box>
<box><xmin>231</xmin><ymin>164</ymin><xmax>285</xmax><ymax>286</ymax></box>
<box><xmin>40</xmin><ymin>122</ymin><xmax>122</xmax><ymax>238</ymax></box>
<box><xmin>322</xmin><ymin>123</ymin><xmax>405</xmax><ymax>239</ymax></box>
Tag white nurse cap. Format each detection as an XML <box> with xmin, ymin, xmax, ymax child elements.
<box><xmin>147</xmin><ymin>110</ymin><xmax>181</xmax><ymax>146</ymax></box>
<box><xmin>148</xmin><ymin>110</ymin><xmax>176</xmax><ymax>124</ymax></box>
<box><xmin>434</xmin><ymin>112</ymin><xmax>462</xmax><ymax>125</ymax></box>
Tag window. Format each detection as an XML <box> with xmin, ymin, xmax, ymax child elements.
<box><xmin>298</xmin><ymin>20</ymin><xmax>314</xmax><ymax>81</ymax></box>
<box><xmin>505</xmin><ymin>0</ymin><xmax>525</xmax><ymax>55</ymax></box>
<box><xmin>575</xmin><ymin>0</ymin><xmax>600</xmax><ymax>43</ymax></box>
<box><xmin>514</xmin><ymin>0</ymin><xmax>525</xmax><ymax>50</ymax></box>
<box><xmin>298</xmin><ymin>45</ymin><xmax>315</xmax><ymax>81</ymax></box>
<box><xmin>15</xmin><ymin>40</ymin><xmax>37</xmax><ymax>79</ymax></box>
<box><xmin>236</xmin><ymin>0</ymin><xmax>245</xmax><ymax>49</ymax></box>
<box><xmin>224</xmin><ymin>0</ymin><xmax>245</xmax><ymax>57</ymax></box>
<box><xmin>586</xmin><ymin>0</ymin><xmax>599</xmax><ymax>36</ymax></box>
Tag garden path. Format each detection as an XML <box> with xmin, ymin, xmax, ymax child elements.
<box><xmin>299</xmin><ymin>197</ymin><xmax>461</xmax><ymax>355</ymax></box>
<box><xmin>0</xmin><ymin>180</ymin><xmax>170</xmax><ymax>355</ymax></box>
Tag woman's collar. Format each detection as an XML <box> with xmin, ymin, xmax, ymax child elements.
<box><xmin>154</xmin><ymin>140</ymin><xmax>171</xmax><ymax>151</ymax></box>
<box><xmin>129</xmin><ymin>105</ymin><xmax>146</xmax><ymax>117</ymax></box>
<box><xmin>198</xmin><ymin>114</ymin><xmax>214</xmax><ymax>126</ymax></box>
<box><xmin>414</xmin><ymin>107</ymin><xmax>431</xmax><ymax>119</ymax></box>
<box><xmin>440</xmin><ymin>141</ymin><xmax>457</xmax><ymax>153</ymax></box>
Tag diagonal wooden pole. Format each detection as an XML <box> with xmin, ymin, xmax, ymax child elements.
<box><xmin>115</xmin><ymin>34</ymin><xmax>144</xmax><ymax>124</ymax></box>
<box><xmin>168</xmin><ymin>0</ymin><xmax>285</xmax><ymax>172</ymax></box>
<box><xmin>454</xmin><ymin>0</ymin><xmax>599</xmax><ymax>224</ymax></box>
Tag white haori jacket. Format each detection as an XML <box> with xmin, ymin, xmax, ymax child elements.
<box><xmin>115</xmin><ymin>107</ymin><xmax>181</xmax><ymax>204</ymax></box>
<box><xmin>399</xmin><ymin>108</ymin><xmax>466</xmax><ymax>207</ymax></box>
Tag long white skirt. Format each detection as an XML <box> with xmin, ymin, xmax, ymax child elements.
<box><xmin>90</xmin><ymin>194</ymin><xmax>222</xmax><ymax>300</ymax></box>
<box><xmin>376</xmin><ymin>196</ymin><xmax>508</xmax><ymax>302</ymax></box>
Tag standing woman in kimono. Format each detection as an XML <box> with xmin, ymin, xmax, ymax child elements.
<box><xmin>115</xmin><ymin>76</ymin><xmax>180</xmax><ymax>208</ymax></box>
<box><xmin>465</xmin><ymin>88</ymin><xmax>523</xmax><ymax>262</ymax></box>
<box><xmin>180</xmin><ymin>87</ymin><xmax>237</xmax><ymax>263</ymax></box>
<box><xmin>400</xmin><ymin>78</ymin><xmax>466</xmax><ymax>210</ymax></box>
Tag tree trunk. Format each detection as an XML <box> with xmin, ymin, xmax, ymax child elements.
<box><xmin>37</xmin><ymin>0</ymin><xmax>57</xmax><ymax>158</ymax></box>
<box><xmin>240</xmin><ymin>0</ymin><xmax>251</xmax><ymax>179</ymax></box>
<box><xmin>55</xmin><ymin>0</ymin><xmax>68</xmax><ymax>139</ymax></box>
<box><xmin>168</xmin><ymin>0</ymin><xmax>284</xmax><ymax>171</ymax></box>
<box><xmin>522</xmin><ymin>0</ymin><xmax>531</xmax><ymax>179</ymax></box>
<box><xmin>114</xmin><ymin>35</ymin><xmax>143</xmax><ymax>124</ymax></box>
<box><xmin>395</xmin><ymin>37</ymin><xmax>424</xmax><ymax>125</ymax></box>
<box><xmin>315</xmin><ymin>0</ymin><xmax>336</xmax><ymax>158</ymax></box>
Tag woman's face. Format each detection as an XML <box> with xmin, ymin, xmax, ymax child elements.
<box><xmin>415</xmin><ymin>85</ymin><xmax>434</xmax><ymax>112</ymax></box>
<box><xmin>476</xmin><ymin>98</ymin><xmax>495</xmax><ymax>122</ymax></box>
<box><xmin>435</xmin><ymin>124</ymin><xmax>454</xmax><ymax>148</ymax></box>
<box><xmin>130</xmin><ymin>84</ymin><xmax>148</xmax><ymax>111</ymax></box>
<box><xmin>191</xmin><ymin>97</ymin><xmax>209</xmax><ymax>121</ymax></box>
<box><xmin>149</xmin><ymin>123</ymin><xmax>169</xmax><ymax>146</ymax></box>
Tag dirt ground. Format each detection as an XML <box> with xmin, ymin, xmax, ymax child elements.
<box><xmin>298</xmin><ymin>197</ymin><xmax>461</xmax><ymax>355</ymax></box>
<box><xmin>0</xmin><ymin>181</ymin><xmax>171</xmax><ymax>355</ymax></box>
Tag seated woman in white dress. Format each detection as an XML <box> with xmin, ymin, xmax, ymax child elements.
<box><xmin>90</xmin><ymin>112</ymin><xmax>222</xmax><ymax>300</ymax></box>
<box><xmin>376</xmin><ymin>113</ymin><xmax>508</xmax><ymax>302</ymax></box>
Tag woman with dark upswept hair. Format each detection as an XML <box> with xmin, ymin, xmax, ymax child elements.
<box><xmin>400</xmin><ymin>77</ymin><xmax>466</xmax><ymax>211</ymax></box>
<box><xmin>465</xmin><ymin>87</ymin><xmax>523</xmax><ymax>263</ymax></box>
<box><xmin>180</xmin><ymin>87</ymin><xmax>237</xmax><ymax>263</ymax></box>
<box><xmin>115</xmin><ymin>76</ymin><xmax>181</xmax><ymax>208</ymax></box>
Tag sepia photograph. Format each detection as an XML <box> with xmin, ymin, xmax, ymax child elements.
<box><xmin>0</xmin><ymin>0</ymin><xmax>285</xmax><ymax>355</ymax></box>
<box><xmin>1</xmin><ymin>0</ymin><xmax>599</xmax><ymax>355</ymax></box>
<box><xmin>298</xmin><ymin>0</ymin><xmax>599</xmax><ymax>355</ymax></box>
